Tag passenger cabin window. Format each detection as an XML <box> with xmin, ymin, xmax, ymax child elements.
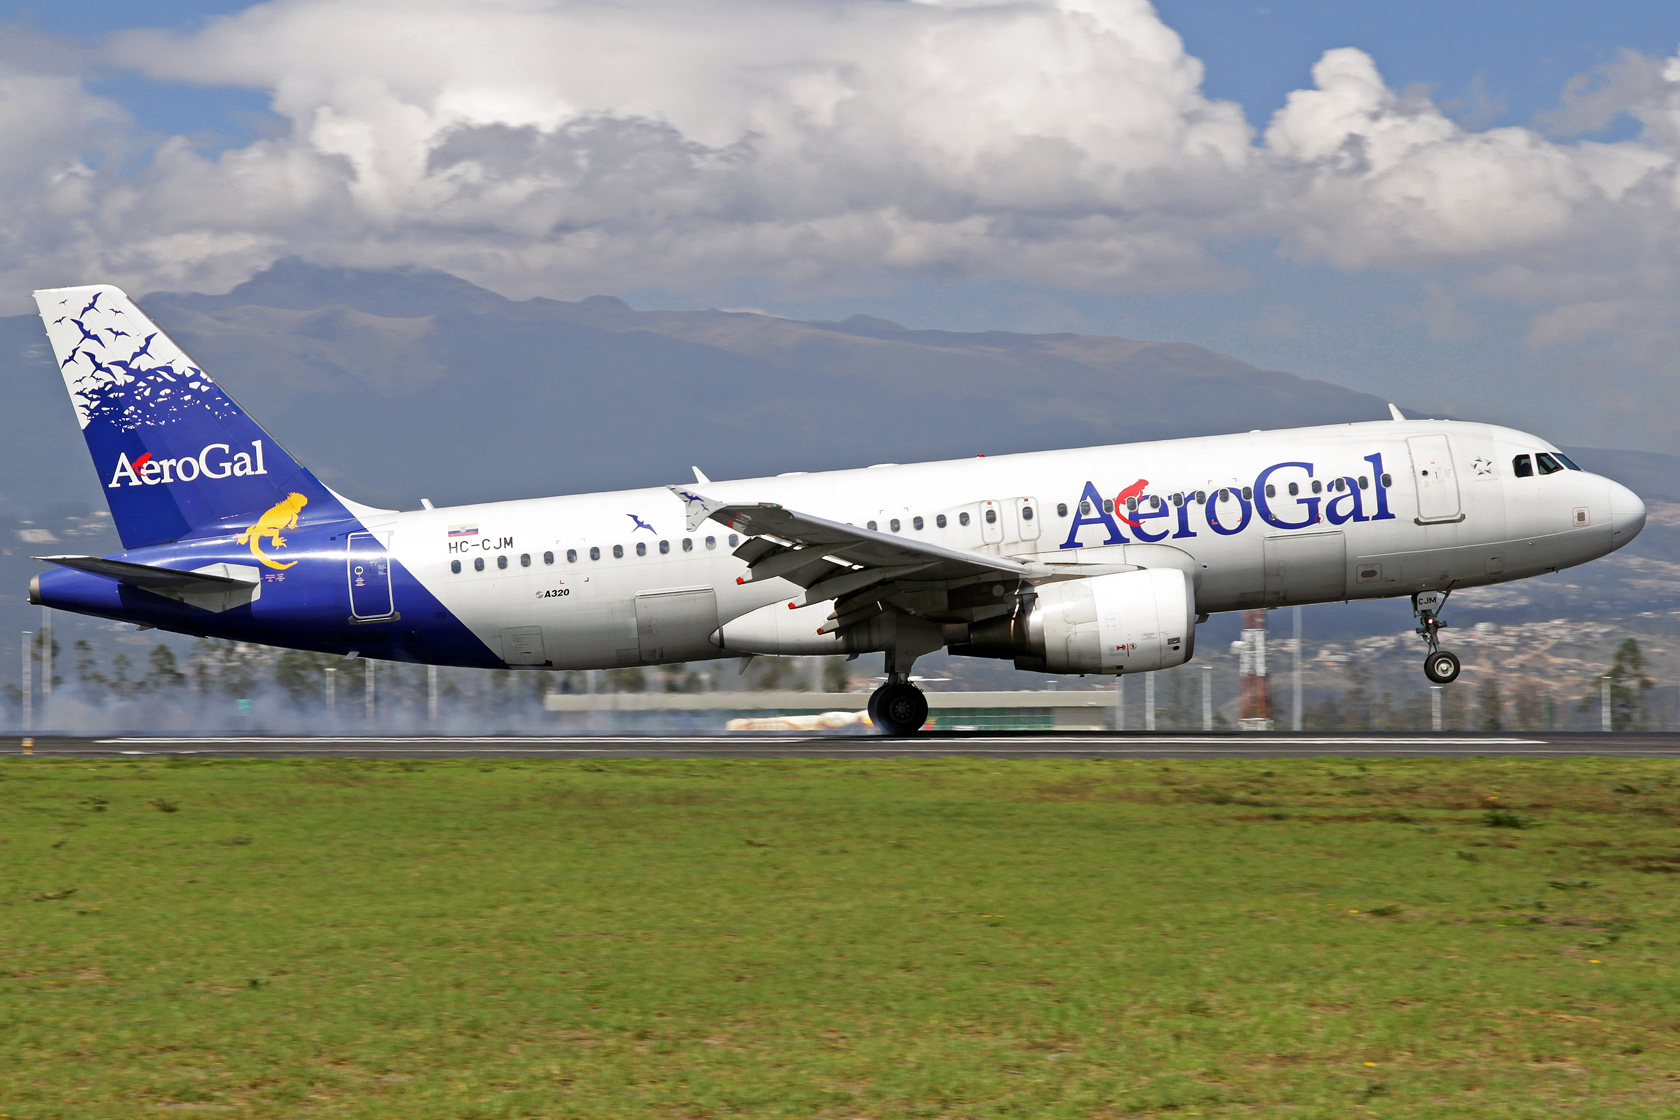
<box><xmin>567</xmin><ymin>549</ymin><xmax>577</xmax><ymax>563</ymax></box>
<box><xmin>1287</xmin><ymin>482</ymin><xmax>1299</xmax><ymax>496</ymax></box>
<box><xmin>659</xmin><ymin>540</ymin><xmax>669</xmax><ymax>554</ymax></box>
<box><xmin>1357</xmin><ymin>477</ymin><xmax>1368</xmax><ymax>490</ymax></box>
<box><xmin>728</xmin><ymin>534</ymin><xmax>739</xmax><ymax>547</ymax></box>
<box><xmin>543</xmin><ymin>551</ymin><xmax>554</xmax><ymax>565</ymax></box>
<box><xmin>451</xmin><ymin>559</ymin><xmax>461</xmax><ymax>574</ymax></box>
<box><xmin>705</xmin><ymin>536</ymin><xmax>716</xmax><ymax>549</ymax></box>
<box><xmin>590</xmin><ymin>546</ymin><xmax>600</xmax><ymax>560</ymax></box>
<box><xmin>474</xmin><ymin>557</ymin><xmax>484</xmax><ymax>572</ymax></box>
<box><xmin>1102</xmin><ymin>499</ymin><xmax>1113</xmax><ymax>513</ymax></box>
<box><xmin>1217</xmin><ymin>489</ymin><xmax>1228</xmax><ymax>502</ymax></box>
<box><xmin>1513</xmin><ymin>454</ymin><xmax>1533</xmax><ymax>477</ymax></box>
<box><xmin>959</xmin><ymin>512</ymin><xmax>970</xmax><ymax>526</ymax></box>
<box><xmin>520</xmin><ymin>553</ymin><xmax>531</xmax><ymax>567</ymax></box>
<box><xmin>1381</xmin><ymin>473</ymin><xmax>1392</xmax><ymax>487</ymax></box>
<box><xmin>682</xmin><ymin>538</ymin><xmax>693</xmax><ymax>552</ymax></box>
<box><xmin>1241</xmin><ymin>487</ymin><xmax>1252</xmax><ymax>501</ymax></box>
<box><xmin>1126</xmin><ymin>497</ymin><xmax>1138</xmax><ymax>512</ymax></box>
<box><xmin>497</xmin><ymin>554</ymin><xmax>508</xmax><ymax>569</ymax></box>
<box><xmin>636</xmin><ymin>542</ymin><xmax>646</xmax><ymax>556</ymax></box>
<box><xmin>1195</xmin><ymin>491</ymin><xmax>1206</xmax><ymax>504</ymax></box>
<box><xmin>985</xmin><ymin>508</ymin><xmax>997</xmax><ymax>524</ymax></box>
<box><xmin>937</xmin><ymin>514</ymin><xmax>948</xmax><ymax>528</ymax></box>
<box><xmin>890</xmin><ymin>518</ymin><xmax>901</xmax><ymax>532</ymax></box>
<box><xmin>1021</xmin><ymin>506</ymin><xmax>1033</xmax><ymax>521</ymax></box>
<box><xmin>613</xmin><ymin>544</ymin><xmax>624</xmax><ymax>558</ymax></box>
<box><xmin>867</xmin><ymin>521</ymin><xmax>878</xmax><ymax>531</ymax></box>
<box><xmin>913</xmin><ymin>516</ymin><xmax>924</xmax><ymax>530</ymax></box>
<box><xmin>1056</xmin><ymin>504</ymin><xmax>1067</xmax><ymax>517</ymax></box>
<box><xmin>1536</xmin><ymin>452</ymin><xmax>1564</xmax><ymax>475</ymax></box>
<box><xmin>1265</xmin><ymin>484</ymin><xmax>1276</xmax><ymax>498</ymax></box>
<box><xmin>1172</xmin><ymin>493</ymin><xmax>1183</xmax><ymax>507</ymax></box>
<box><xmin>1080</xmin><ymin>500</ymin><xmax>1091</xmax><ymax>515</ymax></box>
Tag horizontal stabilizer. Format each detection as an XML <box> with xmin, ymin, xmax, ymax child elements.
<box><xmin>38</xmin><ymin>554</ymin><xmax>257</xmax><ymax>590</ymax></box>
<box><xmin>36</xmin><ymin>554</ymin><xmax>262</xmax><ymax>614</ymax></box>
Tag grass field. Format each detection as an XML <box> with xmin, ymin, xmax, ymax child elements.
<box><xmin>5</xmin><ymin>755</ymin><xmax>1680</xmax><ymax>1118</ymax></box>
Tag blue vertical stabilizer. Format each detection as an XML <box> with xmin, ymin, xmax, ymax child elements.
<box><xmin>32</xmin><ymin>284</ymin><xmax>355</xmax><ymax>549</ymax></box>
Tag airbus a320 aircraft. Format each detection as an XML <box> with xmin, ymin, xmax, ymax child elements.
<box><xmin>26</xmin><ymin>285</ymin><xmax>1647</xmax><ymax>734</ymax></box>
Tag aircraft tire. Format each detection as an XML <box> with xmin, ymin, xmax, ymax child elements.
<box><xmin>871</xmin><ymin>682</ymin><xmax>929</xmax><ymax>736</ymax></box>
<box><xmin>1423</xmin><ymin>649</ymin><xmax>1461</xmax><ymax>685</ymax></box>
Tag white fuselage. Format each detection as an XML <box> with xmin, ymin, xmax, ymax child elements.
<box><xmin>356</xmin><ymin>418</ymin><xmax>1645</xmax><ymax>671</ymax></box>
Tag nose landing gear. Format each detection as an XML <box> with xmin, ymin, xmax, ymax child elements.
<box><xmin>1424</xmin><ymin>648</ymin><xmax>1461</xmax><ymax>684</ymax></box>
<box><xmin>1414</xmin><ymin>590</ymin><xmax>1461</xmax><ymax>684</ymax></box>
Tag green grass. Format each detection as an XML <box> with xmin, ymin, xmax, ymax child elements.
<box><xmin>5</xmin><ymin>756</ymin><xmax>1680</xmax><ymax>1118</ymax></box>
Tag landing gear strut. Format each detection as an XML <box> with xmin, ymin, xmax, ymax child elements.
<box><xmin>1413</xmin><ymin>590</ymin><xmax>1461</xmax><ymax>684</ymax></box>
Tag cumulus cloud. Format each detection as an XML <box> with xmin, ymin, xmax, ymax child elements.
<box><xmin>78</xmin><ymin>0</ymin><xmax>1257</xmax><ymax>298</ymax></box>
<box><xmin>0</xmin><ymin>0</ymin><xmax>1679</xmax><ymax>367</ymax></box>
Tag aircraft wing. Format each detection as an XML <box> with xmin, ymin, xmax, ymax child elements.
<box><xmin>668</xmin><ymin>488</ymin><xmax>1134</xmax><ymax>616</ymax></box>
<box><xmin>37</xmin><ymin>555</ymin><xmax>258</xmax><ymax>592</ymax></box>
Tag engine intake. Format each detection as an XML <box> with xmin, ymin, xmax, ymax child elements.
<box><xmin>951</xmin><ymin>568</ymin><xmax>1195</xmax><ymax>674</ymax></box>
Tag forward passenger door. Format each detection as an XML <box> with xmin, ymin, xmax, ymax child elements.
<box><xmin>1408</xmin><ymin>435</ymin><xmax>1463</xmax><ymax>523</ymax></box>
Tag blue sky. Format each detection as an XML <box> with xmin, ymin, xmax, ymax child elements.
<box><xmin>3</xmin><ymin>1</ymin><xmax>1680</xmax><ymax>451</ymax></box>
<box><xmin>1160</xmin><ymin>1</ymin><xmax>1680</xmax><ymax>135</ymax></box>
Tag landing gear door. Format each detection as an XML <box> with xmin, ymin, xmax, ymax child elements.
<box><xmin>1012</xmin><ymin>497</ymin><xmax>1041</xmax><ymax>542</ymax></box>
<box><xmin>979</xmin><ymin>500</ymin><xmax>1004</xmax><ymax>544</ymax></box>
<box><xmin>1407</xmin><ymin>435</ymin><xmax>1463</xmax><ymax>523</ymax></box>
<box><xmin>347</xmin><ymin>531</ymin><xmax>395</xmax><ymax>620</ymax></box>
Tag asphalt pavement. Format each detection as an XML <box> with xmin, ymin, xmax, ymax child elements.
<box><xmin>11</xmin><ymin>732</ymin><xmax>1680</xmax><ymax>759</ymax></box>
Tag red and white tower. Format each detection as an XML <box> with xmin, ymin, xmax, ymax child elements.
<box><xmin>1234</xmin><ymin>609</ymin><xmax>1274</xmax><ymax>731</ymax></box>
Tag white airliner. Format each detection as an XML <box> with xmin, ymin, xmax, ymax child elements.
<box><xmin>27</xmin><ymin>285</ymin><xmax>1647</xmax><ymax>733</ymax></box>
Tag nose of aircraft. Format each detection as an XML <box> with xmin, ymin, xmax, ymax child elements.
<box><xmin>1609</xmin><ymin>479</ymin><xmax>1647</xmax><ymax>547</ymax></box>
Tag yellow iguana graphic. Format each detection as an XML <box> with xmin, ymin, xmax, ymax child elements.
<box><xmin>236</xmin><ymin>492</ymin><xmax>307</xmax><ymax>569</ymax></box>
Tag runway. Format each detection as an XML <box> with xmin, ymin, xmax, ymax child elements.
<box><xmin>12</xmin><ymin>732</ymin><xmax>1680</xmax><ymax>759</ymax></box>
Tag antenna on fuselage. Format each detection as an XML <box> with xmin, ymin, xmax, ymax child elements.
<box><xmin>1387</xmin><ymin>403</ymin><xmax>1406</xmax><ymax>421</ymax></box>
<box><xmin>693</xmin><ymin>466</ymin><xmax>711</xmax><ymax>484</ymax></box>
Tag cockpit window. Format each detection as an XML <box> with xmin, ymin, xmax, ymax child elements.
<box><xmin>1554</xmin><ymin>453</ymin><xmax>1582</xmax><ymax>471</ymax></box>
<box><xmin>1536</xmin><ymin>452</ymin><xmax>1564</xmax><ymax>475</ymax></box>
<box><xmin>1513</xmin><ymin>454</ymin><xmax>1533</xmax><ymax>478</ymax></box>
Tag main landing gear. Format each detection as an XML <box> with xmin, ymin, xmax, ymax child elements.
<box><xmin>869</xmin><ymin>677</ymin><xmax>930</xmax><ymax>736</ymax></box>
<box><xmin>1413</xmin><ymin>590</ymin><xmax>1461</xmax><ymax>684</ymax></box>
<box><xmin>867</xmin><ymin>637</ymin><xmax>936</xmax><ymax>736</ymax></box>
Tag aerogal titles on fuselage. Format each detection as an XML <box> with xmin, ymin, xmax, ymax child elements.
<box><xmin>107</xmin><ymin>440</ymin><xmax>268</xmax><ymax>488</ymax></box>
<box><xmin>1059</xmin><ymin>453</ymin><xmax>1396</xmax><ymax>549</ymax></box>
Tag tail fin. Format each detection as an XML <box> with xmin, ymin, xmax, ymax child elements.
<box><xmin>33</xmin><ymin>284</ymin><xmax>352</xmax><ymax>550</ymax></box>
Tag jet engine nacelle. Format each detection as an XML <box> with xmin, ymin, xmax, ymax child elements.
<box><xmin>954</xmin><ymin>568</ymin><xmax>1196</xmax><ymax>674</ymax></box>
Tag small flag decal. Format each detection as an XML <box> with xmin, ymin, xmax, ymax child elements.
<box><xmin>448</xmin><ymin>524</ymin><xmax>479</xmax><ymax>538</ymax></box>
